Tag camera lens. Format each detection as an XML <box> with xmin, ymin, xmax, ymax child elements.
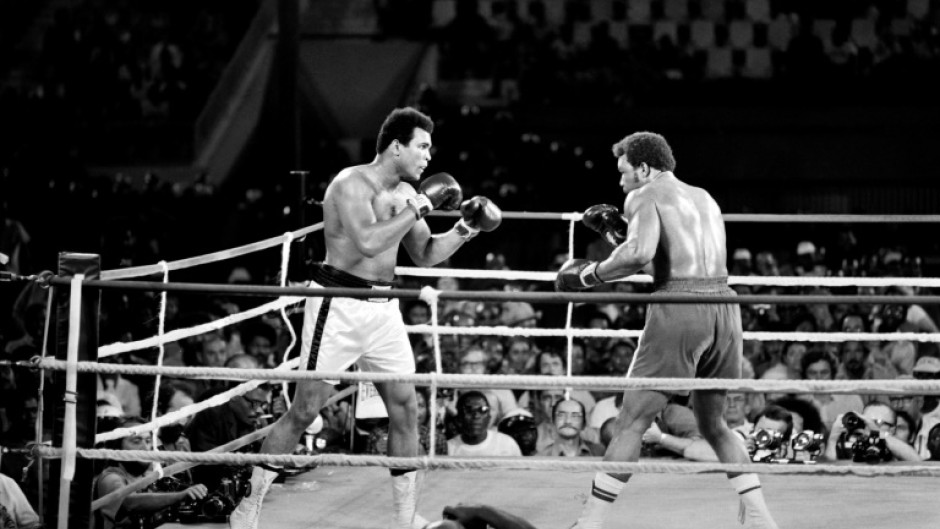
<box><xmin>201</xmin><ymin>495</ymin><xmax>227</xmax><ymax>517</ymax></box>
<box><xmin>842</xmin><ymin>412</ymin><xmax>865</xmax><ymax>431</ymax></box>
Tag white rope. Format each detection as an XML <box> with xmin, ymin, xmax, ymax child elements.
<box><xmin>407</xmin><ymin>324</ymin><xmax>940</xmax><ymax>343</ymax></box>
<box><xmin>40</xmin><ymin>359</ymin><xmax>940</xmax><ymax>395</ymax></box>
<box><xmin>98</xmin><ymin>296</ymin><xmax>303</xmax><ymax>357</ymax></box>
<box><xmin>95</xmin><ymin>357</ymin><xmax>301</xmax><ymax>443</ymax></box>
<box><xmin>38</xmin><ymin>448</ymin><xmax>940</xmax><ymax>478</ymax></box>
<box><xmin>428</xmin><ymin>289</ymin><xmax>443</xmax><ymax>459</ymax></box>
<box><xmin>396</xmin><ymin>266</ymin><xmax>940</xmax><ymax>289</ymax></box>
<box><xmin>101</xmin><ymin>223</ymin><xmax>323</xmax><ymax>280</ymax></box>
<box><xmin>278</xmin><ymin>233</ymin><xmax>297</xmax><ymax>408</ymax></box>
<box><xmin>149</xmin><ymin>261</ymin><xmax>170</xmax><ymax>460</ymax></box>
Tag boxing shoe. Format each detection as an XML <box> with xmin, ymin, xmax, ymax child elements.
<box><xmin>738</xmin><ymin>499</ymin><xmax>779</xmax><ymax>529</ymax></box>
<box><xmin>229</xmin><ymin>466</ymin><xmax>278</xmax><ymax>529</ymax></box>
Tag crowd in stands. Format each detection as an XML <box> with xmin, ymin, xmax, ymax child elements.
<box><xmin>0</xmin><ymin>0</ymin><xmax>256</xmax><ymax>164</ymax></box>
<box><xmin>432</xmin><ymin>0</ymin><xmax>940</xmax><ymax>106</ymax></box>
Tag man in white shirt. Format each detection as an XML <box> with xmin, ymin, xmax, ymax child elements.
<box><xmin>447</xmin><ymin>391</ymin><xmax>521</xmax><ymax>456</ymax></box>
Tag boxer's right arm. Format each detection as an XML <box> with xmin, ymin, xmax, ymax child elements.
<box><xmin>332</xmin><ymin>173</ymin><xmax>419</xmax><ymax>257</ymax></box>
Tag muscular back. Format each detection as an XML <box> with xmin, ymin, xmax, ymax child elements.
<box><xmin>322</xmin><ymin>166</ymin><xmax>416</xmax><ymax>281</ymax></box>
<box><xmin>625</xmin><ymin>175</ymin><xmax>728</xmax><ymax>283</ymax></box>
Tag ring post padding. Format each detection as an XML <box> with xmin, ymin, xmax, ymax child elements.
<box><xmin>48</xmin><ymin>253</ymin><xmax>100</xmax><ymax>529</ymax></box>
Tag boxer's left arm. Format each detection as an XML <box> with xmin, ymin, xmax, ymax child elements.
<box><xmin>403</xmin><ymin>194</ymin><xmax>502</xmax><ymax>267</ymax></box>
<box><xmin>594</xmin><ymin>193</ymin><xmax>660</xmax><ymax>281</ymax></box>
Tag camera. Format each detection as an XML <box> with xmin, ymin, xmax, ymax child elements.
<box><xmin>747</xmin><ymin>429</ymin><xmax>787</xmax><ymax>463</ymax></box>
<box><xmin>836</xmin><ymin>412</ymin><xmax>891</xmax><ymax>464</ymax></box>
<box><xmin>156</xmin><ymin>467</ymin><xmax>253</xmax><ymax>524</ymax></box>
<box><xmin>790</xmin><ymin>430</ymin><xmax>824</xmax><ymax>463</ymax></box>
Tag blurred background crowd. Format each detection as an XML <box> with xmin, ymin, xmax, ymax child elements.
<box><xmin>2</xmin><ymin>0</ymin><xmax>940</xmax><ymax>527</ymax></box>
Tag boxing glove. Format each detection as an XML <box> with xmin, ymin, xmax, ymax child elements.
<box><xmin>455</xmin><ymin>196</ymin><xmax>502</xmax><ymax>239</ymax></box>
<box><xmin>582</xmin><ymin>204</ymin><xmax>627</xmax><ymax>247</ymax></box>
<box><xmin>407</xmin><ymin>172</ymin><xmax>463</xmax><ymax>219</ymax></box>
<box><xmin>554</xmin><ymin>258</ymin><xmax>605</xmax><ymax>292</ymax></box>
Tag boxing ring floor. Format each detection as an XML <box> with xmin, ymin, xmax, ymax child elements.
<box><xmin>165</xmin><ymin>462</ymin><xmax>940</xmax><ymax>529</ymax></box>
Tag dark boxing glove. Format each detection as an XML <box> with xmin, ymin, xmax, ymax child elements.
<box><xmin>407</xmin><ymin>172</ymin><xmax>463</xmax><ymax>219</ymax></box>
<box><xmin>554</xmin><ymin>258</ymin><xmax>605</xmax><ymax>292</ymax></box>
<box><xmin>582</xmin><ymin>204</ymin><xmax>627</xmax><ymax>247</ymax></box>
<box><xmin>455</xmin><ymin>196</ymin><xmax>502</xmax><ymax>239</ymax></box>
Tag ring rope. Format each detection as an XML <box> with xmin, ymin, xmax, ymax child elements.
<box><xmin>396</xmin><ymin>266</ymin><xmax>940</xmax><ymax>289</ymax></box>
<box><xmin>99</xmin><ymin>222</ymin><xmax>323</xmax><ymax>280</ymax></box>
<box><xmin>427</xmin><ymin>210</ymin><xmax>940</xmax><ymax>223</ymax></box>
<box><xmin>47</xmin><ymin>278</ymin><xmax>940</xmax><ymax>306</ymax></box>
<box><xmin>34</xmin><ymin>448</ymin><xmax>940</xmax><ymax>478</ymax></box>
<box><xmin>95</xmin><ymin>356</ymin><xmax>300</xmax><ymax>443</ymax></box>
<box><xmin>91</xmin><ymin>385</ymin><xmax>358</xmax><ymax>512</ymax></box>
<box><xmin>98</xmin><ymin>296</ymin><xmax>303</xmax><ymax>357</ymax></box>
<box><xmin>38</xmin><ymin>359</ymin><xmax>940</xmax><ymax>395</ymax></box>
<box><xmin>410</xmin><ymin>324</ymin><xmax>940</xmax><ymax>343</ymax></box>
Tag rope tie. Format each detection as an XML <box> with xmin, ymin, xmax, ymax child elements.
<box><xmin>278</xmin><ymin>232</ymin><xmax>298</xmax><ymax>408</ymax></box>
<box><xmin>149</xmin><ymin>261</ymin><xmax>169</xmax><ymax>452</ymax></box>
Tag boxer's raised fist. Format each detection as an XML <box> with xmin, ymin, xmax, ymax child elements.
<box><xmin>455</xmin><ymin>196</ymin><xmax>502</xmax><ymax>238</ymax></box>
<box><xmin>408</xmin><ymin>172</ymin><xmax>463</xmax><ymax>219</ymax></box>
<box><xmin>554</xmin><ymin>258</ymin><xmax>605</xmax><ymax>292</ymax></box>
<box><xmin>582</xmin><ymin>204</ymin><xmax>627</xmax><ymax>247</ymax></box>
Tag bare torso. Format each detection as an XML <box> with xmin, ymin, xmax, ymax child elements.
<box><xmin>625</xmin><ymin>174</ymin><xmax>728</xmax><ymax>283</ymax></box>
<box><xmin>322</xmin><ymin>165</ymin><xmax>416</xmax><ymax>281</ymax></box>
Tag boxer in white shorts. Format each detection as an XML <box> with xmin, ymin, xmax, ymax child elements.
<box><xmin>301</xmin><ymin>264</ymin><xmax>414</xmax><ymax>380</ymax></box>
<box><xmin>231</xmin><ymin>107</ymin><xmax>502</xmax><ymax>529</ymax></box>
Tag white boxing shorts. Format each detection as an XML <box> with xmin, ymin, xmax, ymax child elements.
<box><xmin>299</xmin><ymin>264</ymin><xmax>414</xmax><ymax>384</ymax></box>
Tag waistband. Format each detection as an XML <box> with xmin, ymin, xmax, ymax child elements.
<box><xmin>311</xmin><ymin>264</ymin><xmax>394</xmax><ymax>302</ymax></box>
<box><xmin>653</xmin><ymin>276</ymin><xmax>733</xmax><ymax>294</ymax></box>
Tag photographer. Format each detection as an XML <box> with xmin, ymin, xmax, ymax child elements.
<box><xmin>822</xmin><ymin>403</ymin><xmax>923</xmax><ymax>463</ymax></box>
<box><xmin>94</xmin><ymin>416</ymin><xmax>208</xmax><ymax>529</ymax></box>
<box><xmin>186</xmin><ymin>357</ymin><xmax>271</xmax><ymax>490</ymax></box>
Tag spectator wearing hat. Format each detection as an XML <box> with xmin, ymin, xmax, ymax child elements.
<box><xmin>912</xmin><ymin>356</ymin><xmax>940</xmax><ymax>460</ymax></box>
<box><xmin>497</xmin><ymin>409</ymin><xmax>538</xmax><ymax>456</ymax></box>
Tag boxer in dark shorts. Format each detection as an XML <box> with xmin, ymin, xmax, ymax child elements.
<box><xmin>556</xmin><ymin>132</ymin><xmax>778</xmax><ymax>529</ymax></box>
<box><xmin>629</xmin><ymin>277</ymin><xmax>742</xmax><ymax>392</ymax></box>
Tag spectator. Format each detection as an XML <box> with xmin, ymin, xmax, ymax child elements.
<box><xmin>770</xmin><ymin>396</ymin><xmax>824</xmax><ymax>437</ymax></box>
<box><xmin>240</xmin><ymin>320</ymin><xmax>278</xmax><ymax>368</ymax></box>
<box><xmin>500</xmin><ymin>337</ymin><xmax>535</xmax><ymax>376</ymax></box>
<box><xmin>911</xmin><ymin>356</ymin><xmax>940</xmax><ymax>460</ymax></box>
<box><xmin>94</xmin><ymin>416</ymin><xmax>208</xmax><ymax>529</ymax></box>
<box><xmin>606</xmin><ymin>339</ymin><xmax>636</xmax><ymax>377</ymax></box>
<box><xmin>538</xmin><ymin>399</ymin><xmax>603</xmax><ymax>457</ymax></box>
<box><xmin>823</xmin><ymin>403</ymin><xmax>922</xmax><ymax>462</ymax></box>
<box><xmin>447</xmin><ymin>391</ymin><xmax>521</xmax><ymax>456</ymax></box>
<box><xmin>0</xmin><ymin>472</ymin><xmax>41</xmax><ymax>528</ymax></box>
<box><xmin>416</xmin><ymin>386</ymin><xmax>447</xmax><ymax>456</ymax></box>
<box><xmin>519</xmin><ymin>349</ymin><xmax>595</xmax><ymax>416</ymax></box>
<box><xmin>799</xmin><ymin>350</ymin><xmax>864</xmax><ymax>427</ymax></box>
<box><xmin>187</xmin><ymin>374</ymin><xmax>270</xmax><ymax>488</ymax></box>
<box><xmin>497</xmin><ymin>410</ymin><xmax>538</xmax><ymax>456</ymax></box>
<box><xmin>747</xmin><ymin>404</ymin><xmax>795</xmax><ymax>461</ymax></box>
<box><xmin>454</xmin><ymin>346</ymin><xmax>518</xmax><ymax>428</ymax></box>
<box><xmin>153</xmin><ymin>381</ymin><xmax>195</xmax><ymax>452</ymax></box>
